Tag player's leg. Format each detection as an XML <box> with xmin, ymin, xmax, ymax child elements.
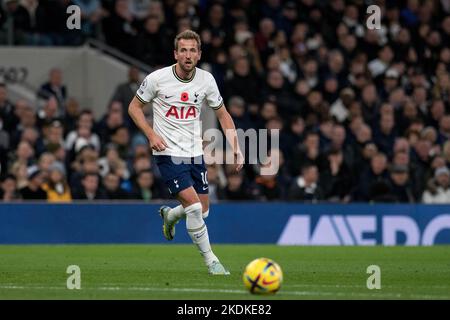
<box><xmin>157</xmin><ymin>155</ymin><xmax>212</xmax><ymax>242</ymax></box>
<box><xmin>163</xmin><ymin>193</ymin><xmax>208</xmax><ymax>224</ymax></box>
<box><xmin>162</xmin><ymin>160</ymin><xmax>210</xmax><ymax>225</ymax></box>
<box><xmin>198</xmin><ymin>194</ymin><xmax>209</xmax><ymax>218</ymax></box>
<box><xmin>155</xmin><ymin>156</ymin><xmax>191</xmax><ymax>240</ymax></box>
<box><xmin>192</xmin><ymin>155</ymin><xmax>210</xmax><ymax>219</ymax></box>
<box><xmin>176</xmin><ymin>186</ymin><xmax>229</xmax><ymax>275</ymax></box>
<box><xmin>187</xmin><ymin>156</ymin><xmax>228</xmax><ymax>274</ymax></box>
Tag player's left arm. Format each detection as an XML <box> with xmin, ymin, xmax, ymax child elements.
<box><xmin>215</xmin><ymin>106</ymin><xmax>244</xmax><ymax>172</ymax></box>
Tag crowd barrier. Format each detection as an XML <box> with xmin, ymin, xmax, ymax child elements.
<box><xmin>0</xmin><ymin>203</ymin><xmax>449</xmax><ymax>245</ymax></box>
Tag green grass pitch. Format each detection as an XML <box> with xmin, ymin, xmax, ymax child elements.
<box><xmin>0</xmin><ymin>245</ymin><xmax>449</xmax><ymax>300</ymax></box>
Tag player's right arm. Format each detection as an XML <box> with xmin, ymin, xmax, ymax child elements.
<box><xmin>128</xmin><ymin>96</ymin><xmax>168</xmax><ymax>152</ymax></box>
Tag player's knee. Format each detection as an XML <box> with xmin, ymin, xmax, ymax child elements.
<box><xmin>202</xmin><ymin>209</ymin><xmax>209</xmax><ymax>219</ymax></box>
<box><xmin>184</xmin><ymin>202</ymin><xmax>202</xmax><ymax>218</ymax></box>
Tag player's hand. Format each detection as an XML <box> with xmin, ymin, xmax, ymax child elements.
<box><xmin>234</xmin><ymin>150</ymin><xmax>244</xmax><ymax>172</ymax></box>
<box><xmin>148</xmin><ymin>134</ymin><xmax>168</xmax><ymax>152</ymax></box>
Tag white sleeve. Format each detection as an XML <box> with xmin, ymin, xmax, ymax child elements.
<box><xmin>136</xmin><ymin>73</ymin><xmax>157</xmax><ymax>103</ymax></box>
<box><xmin>64</xmin><ymin>131</ymin><xmax>77</xmax><ymax>150</ymax></box>
<box><xmin>205</xmin><ymin>74</ymin><xmax>224</xmax><ymax>110</ymax></box>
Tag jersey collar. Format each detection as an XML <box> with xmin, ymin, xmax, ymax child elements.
<box><xmin>172</xmin><ymin>65</ymin><xmax>196</xmax><ymax>83</ymax></box>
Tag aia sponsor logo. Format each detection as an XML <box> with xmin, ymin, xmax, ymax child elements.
<box><xmin>165</xmin><ymin>106</ymin><xmax>197</xmax><ymax>119</ymax></box>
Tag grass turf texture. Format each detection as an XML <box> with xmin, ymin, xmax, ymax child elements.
<box><xmin>0</xmin><ymin>245</ymin><xmax>449</xmax><ymax>300</ymax></box>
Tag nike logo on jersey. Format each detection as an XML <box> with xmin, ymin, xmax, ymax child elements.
<box><xmin>165</xmin><ymin>95</ymin><xmax>174</xmax><ymax>99</ymax></box>
<box><xmin>202</xmin><ymin>186</ymin><xmax>208</xmax><ymax>190</ymax></box>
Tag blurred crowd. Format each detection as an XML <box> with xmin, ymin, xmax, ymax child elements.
<box><xmin>1</xmin><ymin>0</ymin><xmax>450</xmax><ymax>203</ymax></box>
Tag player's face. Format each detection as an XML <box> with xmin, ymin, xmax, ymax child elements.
<box><xmin>174</xmin><ymin>39</ymin><xmax>201</xmax><ymax>73</ymax></box>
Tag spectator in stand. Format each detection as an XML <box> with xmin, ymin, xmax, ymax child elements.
<box><xmin>38</xmin><ymin>68</ymin><xmax>67</xmax><ymax>112</ymax></box>
<box><xmin>411</xmin><ymin>138</ymin><xmax>434</xmax><ymax>195</ymax></box>
<box><xmin>136</xmin><ymin>15</ymin><xmax>172</xmax><ymax>68</ymax></box>
<box><xmin>226</xmin><ymin>96</ymin><xmax>254</xmax><ymax>131</ymax></box>
<box><xmin>422</xmin><ymin>166</ymin><xmax>450</xmax><ymax>203</ymax></box>
<box><xmin>72</xmin><ymin>172</ymin><xmax>106</xmax><ymax>200</ymax></box>
<box><xmin>37</xmin><ymin>151</ymin><xmax>55</xmax><ymax>180</ymax></box>
<box><xmin>129</xmin><ymin>169</ymin><xmax>160</xmax><ymax>201</ymax></box>
<box><xmin>252</xmin><ymin>149</ymin><xmax>283</xmax><ymax>201</ymax></box>
<box><xmin>261</xmin><ymin>69</ymin><xmax>296</xmax><ymax>118</ymax></box>
<box><xmin>0</xmin><ymin>83</ymin><xmax>18</xmax><ymax>132</ymax></box>
<box><xmin>0</xmin><ymin>115</ymin><xmax>10</xmax><ymax>172</ymax></box>
<box><xmin>320</xmin><ymin>148</ymin><xmax>353</xmax><ymax>202</ymax></box>
<box><xmin>42</xmin><ymin>119</ymin><xmax>64</xmax><ymax>151</ymax></box>
<box><xmin>368</xmin><ymin>45</ymin><xmax>394</xmax><ymax>79</ymax></box>
<box><xmin>13</xmin><ymin>140</ymin><xmax>35</xmax><ymax>168</ymax></box>
<box><xmin>101</xmin><ymin>0</ymin><xmax>138</xmax><ymax>56</ymax></box>
<box><xmin>98</xmin><ymin>143</ymin><xmax>125</xmax><ymax>176</ymax></box>
<box><xmin>41</xmin><ymin>161</ymin><xmax>72</xmax><ymax>202</ymax></box>
<box><xmin>72</xmin><ymin>0</ymin><xmax>105</xmax><ymax>37</ymax></box>
<box><xmin>354</xmin><ymin>152</ymin><xmax>389</xmax><ymax>201</ymax></box>
<box><xmin>102</xmin><ymin>171</ymin><xmax>129</xmax><ymax>200</ymax></box>
<box><xmin>205</xmin><ymin>163</ymin><xmax>225</xmax><ymax>202</ymax></box>
<box><xmin>224</xmin><ymin>56</ymin><xmax>261</xmax><ymax>105</ymax></box>
<box><xmin>10</xmin><ymin>161</ymin><xmax>28</xmax><ymax>190</ymax></box>
<box><xmin>36</xmin><ymin>96</ymin><xmax>60</xmax><ymax>130</ymax></box>
<box><xmin>288</xmin><ymin>163</ymin><xmax>323</xmax><ymax>202</ymax></box>
<box><xmin>46</xmin><ymin>142</ymin><xmax>66</xmax><ymax>168</ymax></box>
<box><xmin>10</xmin><ymin>101</ymin><xmax>37</xmax><ymax>149</ymax></box>
<box><xmin>290</xmin><ymin>131</ymin><xmax>321</xmax><ymax>176</ymax></box>
<box><xmin>387</xmin><ymin>164</ymin><xmax>416</xmax><ymax>203</ymax></box>
<box><xmin>19</xmin><ymin>166</ymin><xmax>46</xmax><ymax>200</ymax></box>
<box><xmin>96</xmin><ymin>101</ymin><xmax>126</xmax><ymax>143</ymax></box>
<box><xmin>223</xmin><ymin>171</ymin><xmax>252</xmax><ymax>201</ymax></box>
<box><xmin>69</xmin><ymin>144</ymin><xmax>100</xmax><ymax>193</ymax></box>
<box><xmin>282</xmin><ymin>116</ymin><xmax>304</xmax><ymax>159</ymax></box>
<box><xmin>330</xmin><ymin>87</ymin><xmax>355</xmax><ymax>124</ymax></box>
<box><xmin>0</xmin><ymin>174</ymin><xmax>21</xmax><ymax>201</ymax></box>
<box><xmin>373</xmin><ymin>112</ymin><xmax>397</xmax><ymax>156</ymax></box>
<box><xmin>109</xmin><ymin>125</ymin><xmax>130</xmax><ymax>160</ymax></box>
<box><xmin>129</xmin><ymin>0</ymin><xmax>152</xmax><ymax>20</ymax></box>
<box><xmin>63</xmin><ymin>98</ymin><xmax>81</xmax><ymax>136</ymax></box>
<box><xmin>110</xmin><ymin>66</ymin><xmax>141</xmax><ymax>115</ymax></box>
<box><xmin>65</xmin><ymin>110</ymin><xmax>101</xmax><ymax>156</ymax></box>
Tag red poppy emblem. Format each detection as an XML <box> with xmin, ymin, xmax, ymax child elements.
<box><xmin>181</xmin><ymin>92</ymin><xmax>189</xmax><ymax>102</ymax></box>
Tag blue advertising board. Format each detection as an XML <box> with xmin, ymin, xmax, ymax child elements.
<box><xmin>0</xmin><ymin>203</ymin><xmax>450</xmax><ymax>245</ymax></box>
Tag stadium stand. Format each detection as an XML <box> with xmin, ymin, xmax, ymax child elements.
<box><xmin>1</xmin><ymin>0</ymin><xmax>450</xmax><ymax>203</ymax></box>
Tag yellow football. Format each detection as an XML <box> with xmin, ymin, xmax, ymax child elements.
<box><xmin>242</xmin><ymin>257</ymin><xmax>283</xmax><ymax>294</ymax></box>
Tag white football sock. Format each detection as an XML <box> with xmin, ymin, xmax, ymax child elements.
<box><xmin>167</xmin><ymin>205</ymin><xmax>185</xmax><ymax>224</ymax></box>
<box><xmin>185</xmin><ymin>202</ymin><xmax>218</xmax><ymax>266</ymax></box>
<box><xmin>168</xmin><ymin>205</ymin><xmax>209</xmax><ymax>223</ymax></box>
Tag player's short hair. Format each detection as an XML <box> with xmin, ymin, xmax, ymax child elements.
<box><xmin>174</xmin><ymin>29</ymin><xmax>201</xmax><ymax>51</ymax></box>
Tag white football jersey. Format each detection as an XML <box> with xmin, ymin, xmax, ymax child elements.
<box><xmin>136</xmin><ymin>65</ymin><xmax>224</xmax><ymax>157</ymax></box>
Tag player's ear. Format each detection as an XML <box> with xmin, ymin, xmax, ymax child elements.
<box><xmin>174</xmin><ymin>49</ymin><xmax>178</xmax><ymax>60</ymax></box>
